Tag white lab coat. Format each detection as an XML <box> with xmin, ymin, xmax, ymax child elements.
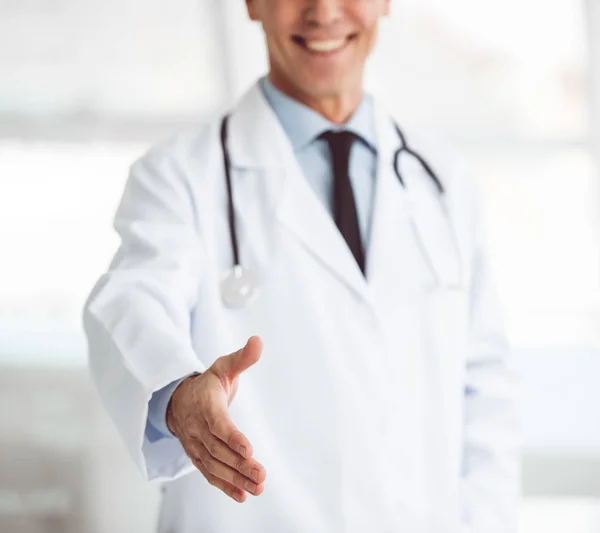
<box><xmin>83</xmin><ymin>81</ymin><xmax>520</xmax><ymax>533</ymax></box>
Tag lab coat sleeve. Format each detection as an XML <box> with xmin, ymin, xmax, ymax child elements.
<box><xmin>460</xmin><ymin>186</ymin><xmax>521</xmax><ymax>533</ymax></box>
<box><xmin>83</xmin><ymin>150</ymin><xmax>206</xmax><ymax>482</ymax></box>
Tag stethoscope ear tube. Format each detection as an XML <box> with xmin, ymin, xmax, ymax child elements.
<box><xmin>393</xmin><ymin>123</ymin><xmax>444</xmax><ymax>195</ymax></box>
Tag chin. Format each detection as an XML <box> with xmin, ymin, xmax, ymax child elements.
<box><xmin>296</xmin><ymin>72</ymin><xmax>355</xmax><ymax>98</ymax></box>
<box><xmin>308</xmin><ymin>83</ymin><xmax>346</xmax><ymax>99</ymax></box>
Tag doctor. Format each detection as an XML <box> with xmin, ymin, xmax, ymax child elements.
<box><xmin>84</xmin><ymin>0</ymin><xmax>520</xmax><ymax>532</ymax></box>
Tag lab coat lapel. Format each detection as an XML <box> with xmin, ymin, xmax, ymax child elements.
<box><xmin>367</xmin><ymin>103</ymin><xmax>462</xmax><ymax>294</ymax></box>
<box><xmin>228</xmin><ymin>83</ymin><xmax>370</xmax><ymax>304</ymax></box>
<box><xmin>366</xmin><ymin>104</ymin><xmax>414</xmax><ymax>303</ymax></box>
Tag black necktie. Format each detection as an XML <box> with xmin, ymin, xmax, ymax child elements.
<box><xmin>320</xmin><ymin>130</ymin><xmax>366</xmax><ymax>275</ymax></box>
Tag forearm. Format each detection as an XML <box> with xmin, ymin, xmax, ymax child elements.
<box><xmin>83</xmin><ymin>154</ymin><xmax>207</xmax><ymax>479</ymax></box>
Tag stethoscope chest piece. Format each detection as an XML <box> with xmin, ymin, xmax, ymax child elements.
<box><xmin>221</xmin><ymin>265</ymin><xmax>260</xmax><ymax>308</ymax></box>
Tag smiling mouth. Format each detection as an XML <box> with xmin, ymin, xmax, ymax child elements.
<box><xmin>291</xmin><ymin>34</ymin><xmax>357</xmax><ymax>55</ymax></box>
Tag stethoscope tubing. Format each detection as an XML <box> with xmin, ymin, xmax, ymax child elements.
<box><xmin>220</xmin><ymin>116</ymin><xmax>241</xmax><ymax>268</ymax></box>
<box><xmin>220</xmin><ymin>114</ymin><xmax>453</xmax><ymax>285</ymax></box>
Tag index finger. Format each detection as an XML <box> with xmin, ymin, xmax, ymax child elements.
<box><xmin>206</xmin><ymin>408</ymin><xmax>254</xmax><ymax>459</ymax></box>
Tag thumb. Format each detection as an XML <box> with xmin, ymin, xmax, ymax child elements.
<box><xmin>218</xmin><ymin>336</ymin><xmax>263</xmax><ymax>380</ymax></box>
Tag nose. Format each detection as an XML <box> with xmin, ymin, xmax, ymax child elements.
<box><xmin>305</xmin><ymin>0</ymin><xmax>342</xmax><ymax>26</ymax></box>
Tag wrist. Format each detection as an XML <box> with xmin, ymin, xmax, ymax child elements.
<box><xmin>166</xmin><ymin>372</ymin><xmax>202</xmax><ymax>436</ymax></box>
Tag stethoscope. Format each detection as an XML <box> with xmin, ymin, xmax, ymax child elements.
<box><xmin>219</xmin><ymin>115</ymin><xmax>463</xmax><ymax>308</ymax></box>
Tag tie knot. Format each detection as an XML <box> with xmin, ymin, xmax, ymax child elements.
<box><xmin>320</xmin><ymin>129</ymin><xmax>356</xmax><ymax>151</ymax></box>
<box><xmin>319</xmin><ymin>130</ymin><xmax>356</xmax><ymax>168</ymax></box>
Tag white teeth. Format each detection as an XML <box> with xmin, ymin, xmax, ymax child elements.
<box><xmin>304</xmin><ymin>39</ymin><xmax>346</xmax><ymax>53</ymax></box>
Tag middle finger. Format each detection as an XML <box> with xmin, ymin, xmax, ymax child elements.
<box><xmin>196</xmin><ymin>440</ymin><xmax>265</xmax><ymax>496</ymax></box>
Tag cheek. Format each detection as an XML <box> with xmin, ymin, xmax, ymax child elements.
<box><xmin>351</xmin><ymin>6</ymin><xmax>384</xmax><ymax>49</ymax></box>
<box><xmin>269</xmin><ymin>1</ymin><xmax>300</xmax><ymax>32</ymax></box>
<box><xmin>355</xmin><ymin>29</ymin><xmax>379</xmax><ymax>58</ymax></box>
<box><xmin>263</xmin><ymin>15</ymin><xmax>298</xmax><ymax>52</ymax></box>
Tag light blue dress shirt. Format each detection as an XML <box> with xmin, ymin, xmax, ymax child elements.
<box><xmin>146</xmin><ymin>76</ymin><xmax>379</xmax><ymax>440</ymax></box>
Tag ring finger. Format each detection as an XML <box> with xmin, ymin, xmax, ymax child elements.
<box><xmin>194</xmin><ymin>440</ymin><xmax>264</xmax><ymax>496</ymax></box>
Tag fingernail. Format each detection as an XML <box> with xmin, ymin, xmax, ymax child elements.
<box><xmin>234</xmin><ymin>492</ymin><xmax>243</xmax><ymax>503</ymax></box>
<box><xmin>245</xmin><ymin>480</ymin><xmax>257</xmax><ymax>494</ymax></box>
<box><xmin>250</xmin><ymin>468</ymin><xmax>260</xmax><ymax>482</ymax></box>
<box><xmin>239</xmin><ymin>445</ymin><xmax>247</xmax><ymax>457</ymax></box>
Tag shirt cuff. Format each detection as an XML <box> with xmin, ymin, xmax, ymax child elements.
<box><xmin>146</xmin><ymin>376</ymin><xmax>192</xmax><ymax>441</ymax></box>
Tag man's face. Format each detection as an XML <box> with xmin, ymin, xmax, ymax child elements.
<box><xmin>246</xmin><ymin>0</ymin><xmax>390</xmax><ymax>99</ymax></box>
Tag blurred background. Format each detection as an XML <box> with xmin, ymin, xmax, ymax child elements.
<box><xmin>1</xmin><ymin>0</ymin><xmax>599</xmax><ymax>531</ymax></box>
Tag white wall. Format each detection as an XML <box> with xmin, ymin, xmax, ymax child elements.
<box><xmin>0</xmin><ymin>0</ymin><xmax>226</xmax><ymax>118</ymax></box>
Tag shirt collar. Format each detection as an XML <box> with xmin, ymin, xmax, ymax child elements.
<box><xmin>259</xmin><ymin>75</ymin><xmax>377</xmax><ymax>153</ymax></box>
